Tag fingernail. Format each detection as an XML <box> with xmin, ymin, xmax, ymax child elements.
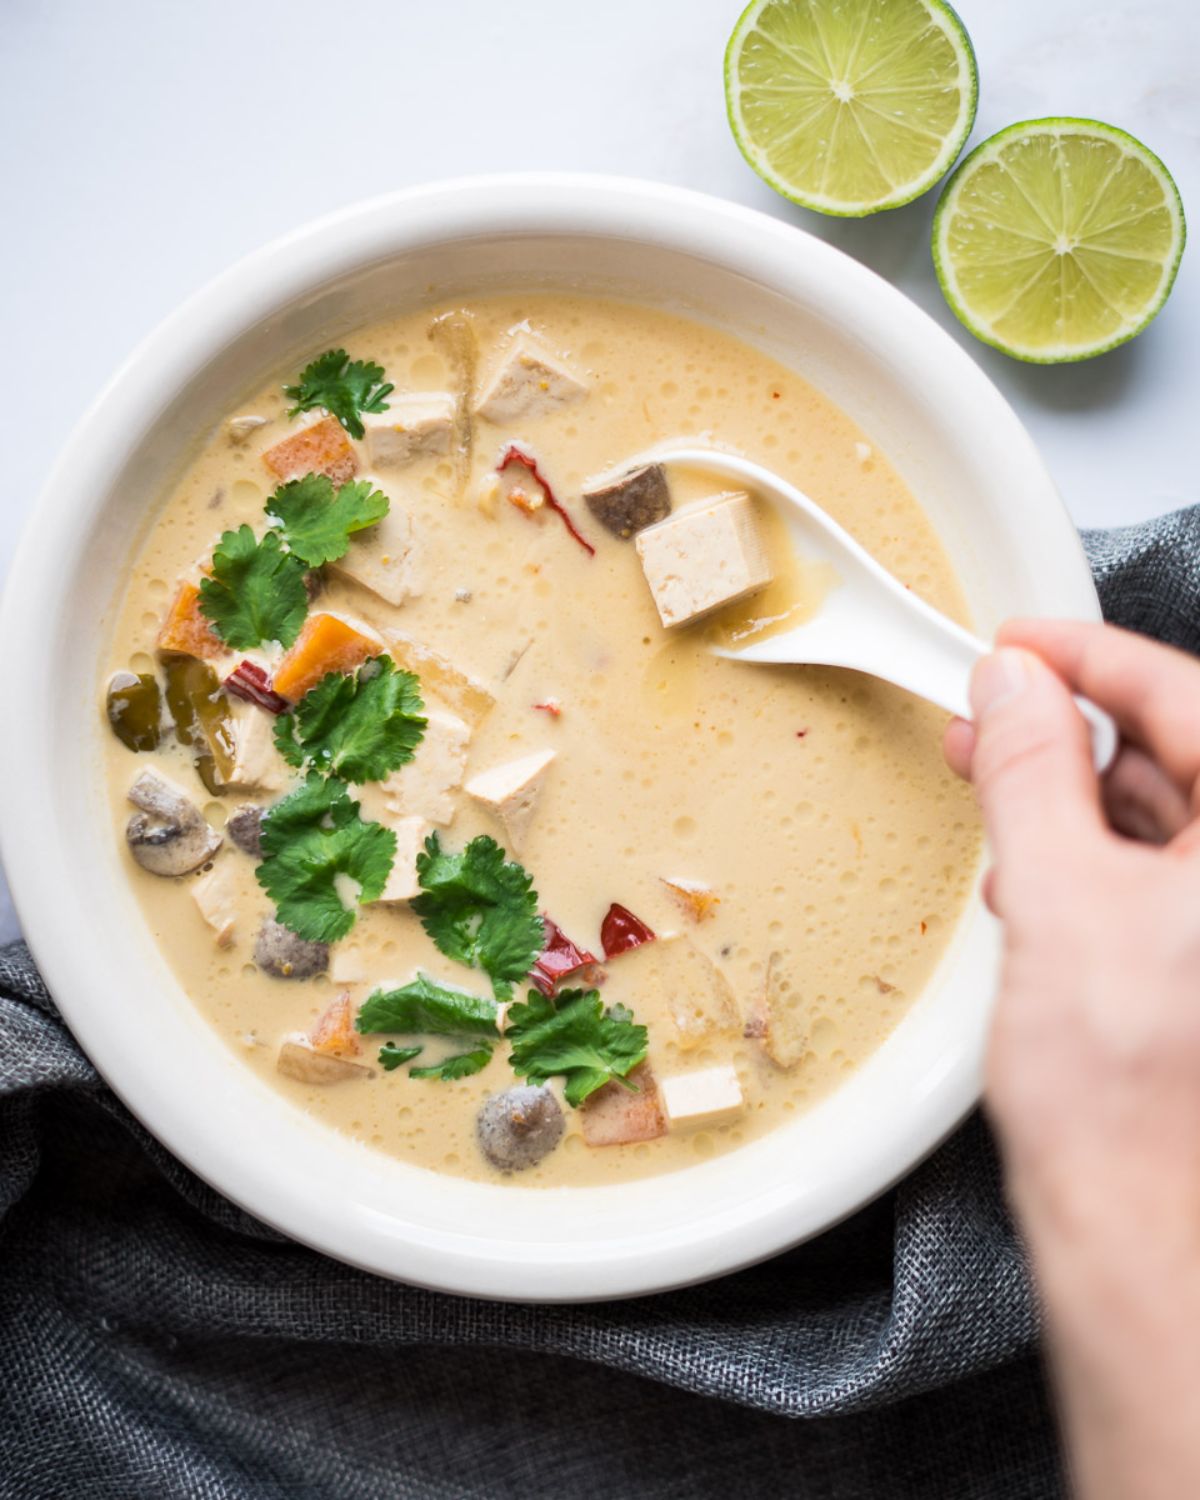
<box><xmin>971</xmin><ymin>649</ymin><xmax>1030</xmax><ymax>718</ymax></box>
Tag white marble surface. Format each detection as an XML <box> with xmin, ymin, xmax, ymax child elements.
<box><xmin>0</xmin><ymin>0</ymin><xmax>1195</xmax><ymax>943</ymax></box>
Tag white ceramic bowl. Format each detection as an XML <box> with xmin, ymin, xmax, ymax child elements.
<box><xmin>0</xmin><ymin>175</ymin><xmax>1099</xmax><ymax>1301</ymax></box>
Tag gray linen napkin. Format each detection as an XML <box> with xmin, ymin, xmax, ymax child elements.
<box><xmin>1</xmin><ymin>509</ymin><xmax>1193</xmax><ymax>1500</ymax></box>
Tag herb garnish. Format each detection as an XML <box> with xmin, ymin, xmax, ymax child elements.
<box><xmin>256</xmin><ymin>773</ymin><xmax>396</xmax><ymax>943</ymax></box>
<box><xmin>284</xmin><ymin>349</ymin><xmax>393</xmax><ymax>440</ymax></box>
<box><xmin>198</xmin><ymin>526</ymin><xmax>309</xmax><ymax>649</ymax></box>
<box><xmin>356</xmin><ymin>974</ymin><xmax>500</xmax><ymax>1038</ymax></box>
<box><xmin>410</xmin><ymin>1047</ymin><xmax>494</xmax><ymax>1082</ymax></box>
<box><xmin>507</xmin><ymin>988</ymin><xmax>648</xmax><ymax>1106</ymax></box>
<box><xmin>411</xmin><ymin>834</ymin><xmax>545</xmax><ymax>1000</ymax></box>
<box><xmin>378</xmin><ymin>1042</ymin><xmax>424</xmax><ymax>1072</ymax></box>
<box><xmin>358</xmin><ymin>975</ymin><xmax>500</xmax><ymax>1081</ymax></box>
<box><xmin>274</xmin><ymin>656</ymin><xmax>426</xmax><ymax>783</ymax></box>
<box><xmin>265</xmin><ymin>474</ymin><xmax>390</xmax><ymax>567</ymax></box>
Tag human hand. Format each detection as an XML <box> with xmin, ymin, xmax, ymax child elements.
<box><xmin>945</xmin><ymin>620</ymin><xmax>1200</xmax><ymax>1500</ymax></box>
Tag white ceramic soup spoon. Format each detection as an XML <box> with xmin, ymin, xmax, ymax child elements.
<box><xmin>622</xmin><ymin>445</ymin><xmax>1117</xmax><ymax>772</ymax></box>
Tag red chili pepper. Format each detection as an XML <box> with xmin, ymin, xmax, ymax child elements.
<box><xmin>224</xmin><ymin>660</ymin><xmax>289</xmax><ymax>714</ymax></box>
<box><xmin>532</xmin><ymin>699</ymin><xmax>562</xmax><ymax>717</ymax></box>
<box><xmin>600</xmin><ymin>903</ymin><xmax>656</xmax><ymax>960</ymax></box>
<box><xmin>496</xmin><ymin>445</ymin><xmax>595</xmax><ymax>557</ymax></box>
<box><xmin>529</xmin><ymin>915</ymin><xmax>598</xmax><ymax>995</ymax></box>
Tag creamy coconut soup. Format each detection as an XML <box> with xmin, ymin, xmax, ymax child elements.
<box><xmin>102</xmin><ymin>294</ymin><xmax>980</xmax><ymax>1187</ymax></box>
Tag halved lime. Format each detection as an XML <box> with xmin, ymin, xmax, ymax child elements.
<box><xmin>725</xmin><ymin>0</ymin><xmax>978</xmax><ymax>217</ymax></box>
<box><xmin>933</xmin><ymin>119</ymin><xmax>1187</xmax><ymax>362</ymax></box>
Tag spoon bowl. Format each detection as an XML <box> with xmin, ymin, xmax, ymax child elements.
<box><xmin>630</xmin><ymin>445</ymin><xmax>1118</xmax><ymax>771</ymax></box>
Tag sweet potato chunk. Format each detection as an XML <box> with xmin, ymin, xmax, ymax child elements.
<box><xmin>309</xmin><ymin>992</ymin><xmax>360</xmax><ymax>1058</ymax></box>
<box><xmin>157</xmin><ymin>581</ymin><xmax>223</xmax><ymax>659</ymax></box>
<box><xmin>580</xmin><ymin>1065</ymin><xmax>667</xmax><ymax>1147</ymax></box>
<box><xmin>262</xmin><ymin>416</ymin><xmax>359</xmax><ymax>485</ymax></box>
<box><xmin>272</xmin><ymin>613</ymin><xmax>382</xmax><ymax>702</ymax></box>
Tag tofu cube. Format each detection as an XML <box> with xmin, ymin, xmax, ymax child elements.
<box><xmin>329</xmin><ymin>504</ymin><xmax>416</xmax><ymax>608</ymax></box>
<box><xmin>635</xmin><ymin>492</ymin><xmax>773</xmax><ymax>628</ymax></box>
<box><xmin>473</xmin><ymin>334</ymin><xmax>588</xmax><ymax>424</ymax></box>
<box><xmin>189</xmin><ymin>859</ymin><xmax>240</xmax><ymax>948</ymax></box>
<box><xmin>384</xmin><ymin>632</ymin><xmax>495</xmax><ymax>728</ymax></box>
<box><xmin>222</xmin><ymin>699</ymin><xmax>286</xmax><ymax>794</ymax></box>
<box><xmin>361</xmin><ymin>393</ymin><xmax>455</xmax><ymax>468</ymax></box>
<box><xmin>659</xmin><ymin>1065</ymin><xmax>745</xmax><ymax>1131</ymax></box>
<box><xmin>465</xmin><ymin>748</ymin><xmax>555</xmax><ymax>853</ymax></box>
<box><xmin>329</xmin><ymin>945</ymin><xmax>368</xmax><ymax>984</ymax></box>
<box><xmin>371</xmin><ymin>814</ymin><xmax>433</xmax><ymax>904</ymax></box>
<box><xmin>368</xmin><ymin>707</ymin><xmax>470</xmax><ymax>826</ymax></box>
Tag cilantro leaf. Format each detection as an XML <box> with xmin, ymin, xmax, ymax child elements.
<box><xmin>411</xmin><ymin>834</ymin><xmax>544</xmax><ymax>1000</ymax></box>
<box><xmin>507</xmin><ymin>988</ymin><xmax>648</xmax><ymax>1107</ymax></box>
<box><xmin>265</xmin><ymin>474</ymin><xmax>390</xmax><ymax>567</ymax></box>
<box><xmin>356</xmin><ymin>973</ymin><xmax>500</xmax><ymax>1038</ymax></box>
<box><xmin>410</xmin><ymin>1046</ymin><xmax>494</xmax><ymax>1082</ymax></box>
<box><xmin>283</xmin><ymin>348</ymin><xmax>393</xmax><ymax>440</ymax></box>
<box><xmin>378</xmin><ymin>1042</ymin><xmax>423</xmax><ymax>1071</ymax></box>
<box><xmin>256</xmin><ymin>774</ymin><xmax>396</xmax><ymax>943</ymax></box>
<box><xmin>198</xmin><ymin>526</ymin><xmax>309</xmax><ymax>650</ymax></box>
<box><xmin>274</xmin><ymin>655</ymin><xmax>426</xmax><ymax>783</ymax></box>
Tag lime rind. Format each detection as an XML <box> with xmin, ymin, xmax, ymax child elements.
<box><xmin>725</xmin><ymin>0</ymin><xmax>979</xmax><ymax>217</ymax></box>
<box><xmin>932</xmin><ymin>117</ymin><xmax>1187</xmax><ymax>363</ymax></box>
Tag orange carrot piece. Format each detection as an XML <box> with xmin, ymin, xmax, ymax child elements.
<box><xmin>309</xmin><ymin>992</ymin><xmax>360</xmax><ymax>1058</ymax></box>
<box><xmin>262</xmin><ymin>416</ymin><xmax>359</xmax><ymax>484</ymax></box>
<box><xmin>157</xmin><ymin>581</ymin><xmax>223</xmax><ymax>659</ymax></box>
<box><xmin>273</xmin><ymin>613</ymin><xmax>381</xmax><ymax>702</ymax></box>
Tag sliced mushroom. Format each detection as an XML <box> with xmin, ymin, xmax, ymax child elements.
<box><xmin>126</xmin><ymin>769</ymin><xmax>222</xmax><ymax>876</ymax></box>
<box><xmin>428</xmin><ymin>309</ymin><xmax>479</xmax><ymax>501</ymax></box>
<box><xmin>579</xmin><ymin>1065</ymin><xmax>667</xmax><ymax>1147</ymax></box>
<box><xmin>476</xmin><ymin>1085</ymin><xmax>564</xmax><ymax>1172</ymax></box>
<box><xmin>253</xmin><ymin>917</ymin><xmax>329</xmax><ymax>980</ymax></box>
<box><xmin>227</xmin><ymin>414</ymin><xmax>268</xmax><ymax>443</ymax></box>
<box><xmin>583</xmin><ymin>463</ymin><xmax>670</xmax><ymax>539</ymax></box>
<box><xmin>226</xmin><ymin>803</ymin><xmax>265</xmax><ymax>857</ymax></box>
<box><xmin>277</xmin><ymin>1037</ymin><xmax>371</xmax><ymax>1085</ymax></box>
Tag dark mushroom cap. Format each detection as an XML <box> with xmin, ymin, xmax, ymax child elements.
<box><xmin>583</xmin><ymin>463</ymin><xmax>671</xmax><ymax>539</ymax></box>
<box><xmin>226</xmin><ymin>804</ymin><xmax>265</xmax><ymax>857</ymax></box>
<box><xmin>254</xmin><ymin>918</ymin><xmax>329</xmax><ymax>980</ymax></box>
<box><xmin>476</xmin><ymin>1085</ymin><xmax>564</xmax><ymax>1172</ymax></box>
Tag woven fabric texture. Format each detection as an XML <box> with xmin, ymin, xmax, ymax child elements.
<box><xmin>1</xmin><ymin>508</ymin><xmax>1194</xmax><ymax>1499</ymax></box>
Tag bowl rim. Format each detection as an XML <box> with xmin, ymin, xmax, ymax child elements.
<box><xmin>0</xmin><ymin>173</ymin><xmax>1099</xmax><ymax>1300</ymax></box>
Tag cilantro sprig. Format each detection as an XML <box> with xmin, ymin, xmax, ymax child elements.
<box><xmin>266</xmin><ymin>474</ymin><xmax>390</xmax><ymax>567</ymax></box>
<box><xmin>275</xmin><ymin>656</ymin><xmax>426</xmax><ymax>783</ymax></box>
<box><xmin>411</xmin><ymin>834</ymin><xmax>544</xmax><ymax>1000</ymax></box>
<box><xmin>378</xmin><ymin>1042</ymin><xmax>423</xmax><ymax>1072</ymax></box>
<box><xmin>356</xmin><ymin>974</ymin><xmax>500</xmax><ymax>1038</ymax></box>
<box><xmin>284</xmin><ymin>349</ymin><xmax>393</xmax><ymax>440</ymax></box>
<box><xmin>198</xmin><ymin>526</ymin><xmax>309</xmax><ymax>650</ymax></box>
<box><xmin>507</xmin><ymin>988</ymin><xmax>648</xmax><ymax>1107</ymax></box>
<box><xmin>256</xmin><ymin>774</ymin><xmax>396</xmax><ymax>943</ymax></box>
<box><xmin>358</xmin><ymin>975</ymin><xmax>499</xmax><ymax>1083</ymax></box>
<box><xmin>410</xmin><ymin>1047</ymin><xmax>494</xmax><ymax>1082</ymax></box>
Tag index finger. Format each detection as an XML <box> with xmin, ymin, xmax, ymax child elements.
<box><xmin>998</xmin><ymin>619</ymin><xmax>1200</xmax><ymax>797</ymax></box>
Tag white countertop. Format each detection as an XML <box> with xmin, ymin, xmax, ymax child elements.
<box><xmin>0</xmin><ymin>0</ymin><xmax>1195</xmax><ymax>943</ymax></box>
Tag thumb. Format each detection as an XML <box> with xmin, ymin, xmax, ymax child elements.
<box><xmin>969</xmin><ymin>647</ymin><xmax>1104</xmax><ymax>874</ymax></box>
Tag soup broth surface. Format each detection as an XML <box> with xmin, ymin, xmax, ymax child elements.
<box><xmin>104</xmin><ymin>293</ymin><xmax>980</xmax><ymax>1186</ymax></box>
